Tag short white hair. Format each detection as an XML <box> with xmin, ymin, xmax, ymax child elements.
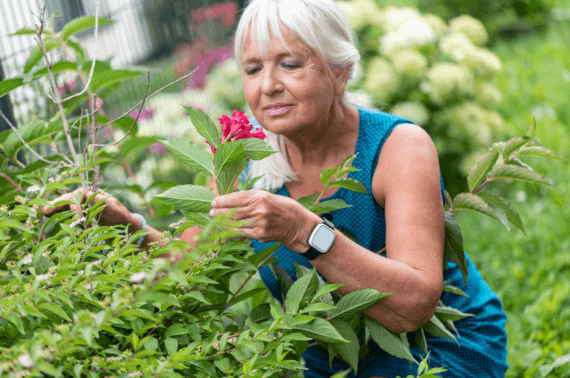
<box><xmin>235</xmin><ymin>0</ymin><xmax>361</xmax><ymax>191</ymax></box>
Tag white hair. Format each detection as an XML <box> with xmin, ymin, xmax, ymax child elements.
<box><xmin>235</xmin><ymin>0</ymin><xmax>361</xmax><ymax>191</ymax></box>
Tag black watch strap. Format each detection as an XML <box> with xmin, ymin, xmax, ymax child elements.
<box><xmin>304</xmin><ymin>213</ymin><xmax>334</xmax><ymax>260</ymax></box>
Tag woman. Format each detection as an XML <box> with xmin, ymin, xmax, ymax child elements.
<box><xmin>43</xmin><ymin>0</ymin><xmax>508</xmax><ymax>376</ymax></box>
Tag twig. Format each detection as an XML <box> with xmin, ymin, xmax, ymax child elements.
<box><xmin>0</xmin><ymin>109</ymin><xmax>71</xmax><ymax>167</ymax></box>
<box><xmin>227</xmin><ymin>249</ymin><xmax>277</xmax><ymax>304</ymax></box>
<box><xmin>0</xmin><ymin>173</ymin><xmax>23</xmax><ymax>193</ymax></box>
<box><xmin>96</xmin><ymin>67</ymin><xmax>199</xmax><ymax>130</ymax></box>
<box><xmin>90</xmin><ymin>72</ymin><xmax>150</xmax><ymax>148</ymax></box>
<box><xmin>60</xmin><ymin>0</ymin><xmax>100</xmax><ymax>103</ymax></box>
<box><xmin>35</xmin><ymin>7</ymin><xmax>81</xmax><ymax>169</ymax></box>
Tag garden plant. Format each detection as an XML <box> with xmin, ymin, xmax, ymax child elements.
<box><xmin>0</xmin><ymin>4</ymin><xmax>567</xmax><ymax>378</ymax></box>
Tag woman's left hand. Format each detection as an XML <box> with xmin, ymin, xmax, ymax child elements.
<box><xmin>209</xmin><ymin>189</ymin><xmax>322</xmax><ymax>253</ymax></box>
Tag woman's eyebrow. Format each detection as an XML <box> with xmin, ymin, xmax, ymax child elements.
<box><xmin>243</xmin><ymin>51</ymin><xmax>299</xmax><ymax>65</ymax></box>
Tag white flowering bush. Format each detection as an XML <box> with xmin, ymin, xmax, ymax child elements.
<box><xmin>339</xmin><ymin>1</ymin><xmax>506</xmax><ymax>194</ymax></box>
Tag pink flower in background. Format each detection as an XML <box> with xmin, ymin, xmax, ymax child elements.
<box><xmin>131</xmin><ymin>108</ymin><xmax>155</xmax><ymax>121</ymax></box>
<box><xmin>57</xmin><ymin>86</ymin><xmax>65</xmax><ymax>94</ymax></box>
<box><xmin>151</xmin><ymin>143</ymin><xmax>166</xmax><ymax>154</ymax></box>
<box><xmin>206</xmin><ymin>110</ymin><xmax>266</xmax><ymax>154</ymax></box>
<box><xmin>96</xmin><ymin>97</ymin><xmax>104</xmax><ymax>109</ymax></box>
<box><xmin>65</xmin><ymin>80</ymin><xmax>77</xmax><ymax>91</ymax></box>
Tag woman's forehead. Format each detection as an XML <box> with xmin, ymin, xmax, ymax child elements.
<box><xmin>243</xmin><ymin>24</ymin><xmax>309</xmax><ymax>60</ymax></box>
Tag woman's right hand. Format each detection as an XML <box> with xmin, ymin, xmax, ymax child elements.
<box><xmin>41</xmin><ymin>187</ymin><xmax>137</xmax><ymax>228</ymax></box>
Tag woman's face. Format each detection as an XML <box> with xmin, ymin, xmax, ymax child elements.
<box><xmin>241</xmin><ymin>26</ymin><xmax>342</xmax><ymax>136</ymax></box>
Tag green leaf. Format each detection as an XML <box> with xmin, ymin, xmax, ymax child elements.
<box><xmin>119</xmin><ymin>136</ymin><xmax>158</xmax><ymax>157</ymax></box>
<box><xmin>144</xmin><ymin>337</ymin><xmax>158</xmax><ymax>352</ymax></box>
<box><xmin>297</xmin><ymin>191</ymin><xmax>320</xmax><ymax>208</ymax></box>
<box><xmin>155</xmin><ymin>184</ymin><xmax>216</xmax><ymax>212</ymax></box>
<box><xmin>312</xmin><ymin>284</ymin><xmax>344</xmax><ymax>303</ymax></box>
<box><xmin>467</xmin><ymin>151</ymin><xmax>499</xmax><ymax>192</ymax></box>
<box><xmin>435</xmin><ymin>305</ymin><xmax>475</xmax><ymax>322</ymax></box>
<box><xmin>165</xmin><ymin>337</ymin><xmax>178</xmax><ymax>356</ymax></box>
<box><xmin>3</xmin><ymin>119</ymin><xmax>64</xmax><ymax>158</ymax></box>
<box><xmin>217</xmin><ymin>159</ymin><xmax>247</xmax><ymax>195</ymax></box>
<box><xmin>291</xmin><ymin>317</ymin><xmax>348</xmax><ymax>344</ymax></box>
<box><xmin>183</xmin><ymin>106</ymin><xmax>221</xmax><ymax>149</ymax></box>
<box><xmin>414</xmin><ymin>328</ymin><xmax>428</xmax><ymax>354</ymax></box>
<box><xmin>302</xmin><ymin>302</ymin><xmax>337</xmax><ymax>313</ymax></box>
<box><xmin>60</xmin><ymin>16</ymin><xmax>114</xmax><ymax>40</ymax></box>
<box><xmin>478</xmin><ymin>192</ymin><xmax>525</xmax><ymax>235</ymax></box>
<box><xmin>443</xmin><ymin>212</ymin><xmax>468</xmax><ymax>288</ymax></box>
<box><xmin>231</xmin><ymin>287</ymin><xmax>266</xmax><ymax>305</ymax></box>
<box><xmin>320</xmin><ymin>166</ymin><xmax>340</xmax><ymax>187</ymax></box>
<box><xmin>501</xmin><ymin>137</ymin><xmax>532</xmax><ymax>162</ymax></box>
<box><xmin>452</xmin><ymin>193</ymin><xmax>503</xmax><ymax>224</ymax></box>
<box><xmin>328</xmin><ymin>288</ymin><xmax>391</xmax><ymax>320</ymax></box>
<box><xmin>328</xmin><ymin>177</ymin><xmax>368</xmax><ymax>194</ymax></box>
<box><xmin>6</xmin><ymin>312</ymin><xmax>25</xmax><ymax>334</ymax></box>
<box><xmin>285</xmin><ymin>268</ymin><xmax>319</xmax><ymax>313</ymax></box>
<box><xmin>269</xmin><ymin>262</ymin><xmax>294</xmax><ymax>300</ymax></box>
<box><xmin>515</xmin><ymin>146</ymin><xmax>568</xmax><ymax>161</ymax></box>
<box><xmin>24</xmin><ymin>39</ymin><xmax>60</xmax><ymax>74</ymax></box>
<box><xmin>422</xmin><ymin>315</ymin><xmax>459</xmax><ymax>345</ymax></box>
<box><xmin>330</xmin><ymin>319</ymin><xmax>359</xmax><ymax>374</ymax></box>
<box><xmin>307</xmin><ymin>199</ymin><xmax>352</xmax><ymax>214</ymax></box>
<box><xmin>490</xmin><ymin>164</ymin><xmax>553</xmax><ymax>186</ymax></box>
<box><xmin>365</xmin><ymin>316</ymin><xmax>417</xmax><ymax>363</ymax></box>
<box><xmin>38</xmin><ymin>302</ymin><xmax>71</xmax><ymax>322</ymax></box>
<box><xmin>9</xmin><ymin>27</ymin><xmax>39</xmax><ymax>36</ymax></box>
<box><xmin>241</xmin><ymin>138</ymin><xmax>279</xmax><ymax>160</ymax></box>
<box><xmin>32</xmin><ymin>61</ymin><xmax>78</xmax><ymax>77</ymax></box>
<box><xmin>159</xmin><ymin>138</ymin><xmax>215</xmax><ymax>176</ymax></box>
<box><xmin>442</xmin><ymin>284</ymin><xmax>469</xmax><ymax>297</ymax></box>
<box><xmin>526</xmin><ymin>117</ymin><xmax>536</xmax><ymax>138</ymax></box>
<box><xmin>37</xmin><ymin>361</ymin><xmax>62</xmax><ymax>377</ymax></box>
<box><xmin>86</xmin><ymin>61</ymin><xmax>147</xmax><ymax>92</ymax></box>
<box><xmin>0</xmin><ymin>77</ymin><xmax>25</xmax><ymax>99</ymax></box>
<box><xmin>121</xmin><ymin>309</ymin><xmax>155</xmax><ymax>321</ymax></box>
<box><xmin>248</xmin><ymin>243</ymin><xmax>279</xmax><ymax>268</ymax></box>
<box><xmin>214</xmin><ymin>141</ymin><xmax>245</xmax><ymax>178</ymax></box>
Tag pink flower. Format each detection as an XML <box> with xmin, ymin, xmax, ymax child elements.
<box><xmin>206</xmin><ymin>110</ymin><xmax>266</xmax><ymax>154</ymax></box>
<box><xmin>96</xmin><ymin>97</ymin><xmax>104</xmax><ymax>109</ymax></box>
<box><xmin>131</xmin><ymin>108</ymin><xmax>155</xmax><ymax>121</ymax></box>
<box><xmin>66</xmin><ymin>80</ymin><xmax>77</xmax><ymax>91</ymax></box>
<box><xmin>151</xmin><ymin>143</ymin><xmax>166</xmax><ymax>154</ymax></box>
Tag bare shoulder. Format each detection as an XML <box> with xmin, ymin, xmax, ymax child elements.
<box><xmin>372</xmin><ymin>123</ymin><xmax>441</xmax><ymax>208</ymax></box>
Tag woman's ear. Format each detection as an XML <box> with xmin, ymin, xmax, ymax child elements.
<box><xmin>332</xmin><ymin>64</ymin><xmax>352</xmax><ymax>97</ymax></box>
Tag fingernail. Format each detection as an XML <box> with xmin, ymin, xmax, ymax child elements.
<box><xmin>209</xmin><ymin>209</ymin><xmax>214</xmax><ymax>217</ymax></box>
<box><xmin>211</xmin><ymin>201</ymin><xmax>217</xmax><ymax>207</ymax></box>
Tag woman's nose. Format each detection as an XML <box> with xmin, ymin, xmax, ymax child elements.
<box><xmin>260</xmin><ymin>66</ymin><xmax>284</xmax><ymax>95</ymax></box>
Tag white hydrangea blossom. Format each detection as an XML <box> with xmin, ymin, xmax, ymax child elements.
<box><xmin>422</xmin><ymin>14</ymin><xmax>448</xmax><ymax>35</ymax></box>
<box><xmin>381</xmin><ymin>19</ymin><xmax>436</xmax><ymax>57</ymax></box>
<box><xmin>17</xmin><ymin>353</ymin><xmax>34</xmax><ymax>369</ymax></box>
<box><xmin>476</xmin><ymin>83</ymin><xmax>503</xmax><ymax>108</ymax></box>
<box><xmin>439</xmin><ymin>32</ymin><xmax>475</xmax><ymax>62</ymax></box>
<box><xmin>425</xmin><ymin>63</ymin><xmax>476</xmax><ymax>105</ymax></box>
<box><xmin>449</xmin><ymin>15</ymin><xmax>488</xmax><ymax>46</ymax></box>
<box><xmin>459</xmin><ymin>48</ymin><xmax>503</xmax><ymax>79</ymax></box>
<box><xmin>390</xmin><ymin>101</ymin><xmax>430</xmax><ymax>127</ymax></box>
<box><xmin>344</xmin><ymin>90</ymin><xmax>373</xmax><ymax>108</ymax></box>
<box><xmin>364</xmin><ymin>58</ymin><xmax>400</xmax><ymax>104</ymax></box>
<box><xmin>129</xmin><ymin>271</ymin><xmax>148</xmax><ymax>284</ymax></box>
<box><xmin>390</xmin><ymin>49</ymin><xmax>428</xmax><ymax>82</ymax></box>
<box><xmin>377</xmin><ymin>6</ymin><xmax>422</xmax><ymax>32</ymax></box>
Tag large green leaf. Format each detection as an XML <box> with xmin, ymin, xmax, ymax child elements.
<box><xmin>154</xmin><ymin>185</ymin><xmax>216</xmax><ymax>213</ymax></box>
<box><xmin>9</xmin><ymin>27</ymin><xmax>40</xmax><ymax>36</ymax></box>
<box><xmin>86</xmin><ymin>61</ymin><xmax>147</xmax><ymax>92</ymax></box>
<box><xmin>467</xmin><ymin>150</ymin><xmax>499</xmax><ymax>192</ymax></box>
<box><xmin>297</xmin><ymin>191</ymin><xmax>320</xmax><ymax>209</ymax></box>
<box><xmin>60</xmin><ymin>16</ymin><xmax>114</xmax><ymax>41</ymax></box>
<box><xmin>307</xmin><ymin>199</ymin><xmax>352</xmax><ymax>214</ymax></box>
<box><xmin>501</xmin><ymin>136</ymin><xmax>532</xmax><ymax>162</ymax></box>
<box><xmin>290</xmin><ymin>317</ymin><xmax>348</xmax><ymax>344</ymax></box>
<box><xmin>478</xmin><ymin>192</ymin><xmax>525</xmax><ymax>235</ymax></box>
<box><xmin>3</xmin><ymin>119</ymin><xmax>64</xmax><ymax>158</ymax></box>
<box><xmin>32</xmin><ymin>61</ymin><xmax>78</xmax><ymax>77</ymax></box>
<box><xmin>183</xmin><ymin>106</ymin><xmax>221</xmax><ymax>149</ymax></box>
<box><xmin>328</xmin><ymin>288</ymin><xmax>391</xmax><ymax>320</ymax></box>
<box><xmin>515</xmin><ymin>146</ymin><xmax>568</xmax><ymax>161</ymax></box>
<box><xmin>241</xmin><ymin>138</ymin><xmax>278</xmax><ymax>160</ymax></box>
<box><xmin>452</xmin><ymin>193</ymin><xmax>502</xmax><ymax>223</ymax></box>
<box><xmin>320</xmin><ymin>166</ymin><xmax>340</xmax><ymax>187</ymax></box>
<box><xmin>159</xmin><ymin>138</ymin><xmax>214</xmax><ymax>176</ymax></box>
<box><xmin>269</xmin><ymin>262</ymin><xmax>294</xmax><ymax>300</ymax></box>
<box><xmin>490</xmin><ymin>164</ymin><xmax>553</xmax><ymax>186</ymax></box>
<box><xmin>413</xmin><ymin>328</ymin><xmax>428</xmax><ymax>354</ymax></box>
<box><xmin>443</xmin><ymin>211</ymin><xmax>468</xmax><ymax>287</ymax></box>
<box><xmin>217</xmin><ymin>159</ymin><xmax>247</xmax><ymax>195</ymax></box>
<box><xmin>0</xmin><ymin>77</ymin><xmax>24</xmax><ymax>99</ymax></box>
<box><xmin>364</xmin><ymin>316</ymin><xmax>417</xmax><ymax>363</ymax></box>
<box><xmin>434</xmin><ymin>305</ymin><xmax>475</xmax><ymax>322</ymax></box>
<box><xmin>120</xmin><ymin>136</ymin><xmax>158</xmax><ymax>157</ymax></box>
<box><xmin>328</xmin><ymin>177</ymin><xmax>368</xmax><ymax>194</ymax></box>
<box><xmin>330</xmin><ymin>319</ymin><xmax>360</xmax><ymax>374</ymax></box>
<box><xmin>422</xmin><ymin>315</ymin><xmax>459</xmax><ymax>345</ymax></box>
<box><xmin>38</xmin><ymin>302</ymin><xmax>72</xmax><ymax>322</ymax></box>
<box><xmin>285</xmin><ymin>268</ymin><xmax>319</xmax><ymax>313</ymax></box>
<box><xmin>214</xmin><ymin>141</ymin><xmax>244</xmax><ymax>178</ymax></box>
<box><xmin>24</xmin><ymin>39</ymin><xmax>60</xmax><ymax>74</ymax></box>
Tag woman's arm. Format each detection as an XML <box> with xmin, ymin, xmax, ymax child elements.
<box><xmin>308</xmin><ymin>123</ymin><xmax>445</xmax><ymax>333</ymax></box>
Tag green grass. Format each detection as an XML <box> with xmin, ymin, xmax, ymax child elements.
<box><xmin>458</xmin><ymin>17</ymin><xmax>570</xmax><ymax>378</ymax></box>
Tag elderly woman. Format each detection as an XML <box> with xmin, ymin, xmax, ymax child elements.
<box><xmin>44</xmin><ymin>0</ymin><xmax>508</xmax><ymax>376</ymax></box>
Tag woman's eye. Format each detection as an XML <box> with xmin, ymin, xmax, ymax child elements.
<box><xmin>282</xmin><ymin>62</ymin><xmax>300</xmax><ymax>70</ymax></box>
<box><xmin>245</xmin><ymin>67</ymin><xmax>260</xmax><ymax>75</ymax></box>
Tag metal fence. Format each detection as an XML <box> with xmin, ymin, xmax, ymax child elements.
<box><xmin>0</xmin><ymin>0</ymin><xmax>245</xmax><ymax>131</ymax></box>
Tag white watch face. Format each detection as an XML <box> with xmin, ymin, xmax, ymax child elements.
<box><xmin>310</xmin><ymin>224</ymin><xmax>336</xmax><ymax>253</ymax></box>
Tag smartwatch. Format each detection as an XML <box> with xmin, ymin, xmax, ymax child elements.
<box><xmin>303</xmin><ymin>212</ymin><xmax>336</xmax><ymax>260</ymax></box>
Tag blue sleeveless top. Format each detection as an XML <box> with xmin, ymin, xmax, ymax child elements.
<box><xmin>240</xmin><ymin>105</ymin><xmax>508</xmax><ymax>378</ymax></box>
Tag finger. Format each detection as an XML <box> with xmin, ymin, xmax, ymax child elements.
<box><xmin>211</xmin><ymin>190</ymin><xmax>253</xmax><ymax>209</ymax></box>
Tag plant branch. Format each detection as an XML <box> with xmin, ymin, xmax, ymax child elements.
<box><xmin>60</xmin><ymin>0</ymin><xmax>100</xmax><ymax>103</ymax></box>
<box><xmin>90</xmin><ymin>72</ymin><xmax>150</xmax><ymax>148</ymax></box>
<box><xmin>96</xmin><ymin>66</ymin><xmax>200</xmax><ymax>130</ymax></box>
<box><xmin>35</xmin><ymin>7</ymin><xmax>81</xmax><ymax>169</ymax></box>
<box><xmin>0</xmin><ymin>109</ymin><xmax>71</xmax><ymax>167</ymax></box>
<box><xmin>0</xmin><ymin>173</ymin><xmax>23</xmax><ymax>193</ymax></box>
<box><xmin>473</xmin><ymin>177</ymin><xmax>493</xmax><ymax>194</ymax></box>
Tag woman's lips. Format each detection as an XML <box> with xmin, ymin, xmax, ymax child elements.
<box><xmin>265</xmin><ymin>106</ymin><xmax>291</xmax><ymax>115</ymax></box>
